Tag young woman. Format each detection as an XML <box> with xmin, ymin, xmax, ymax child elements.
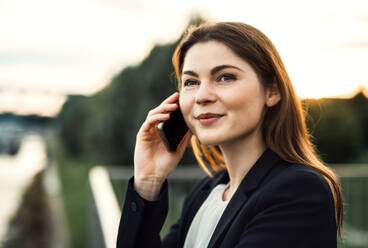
<box><xmin>117</xmin><ymin>22</ymin><xmax>343</xmax><ymax>248</ymax></box>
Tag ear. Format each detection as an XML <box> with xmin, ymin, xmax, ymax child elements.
<box><xmin>265</xmin><ymin>83</ymin><xmax>281</xmax><ymax>107</ymax></box>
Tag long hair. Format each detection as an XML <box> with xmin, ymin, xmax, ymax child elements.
<box><xmin>172</xmin><ymin>22</ymin><xmax>343</xmax><ymax>238</ymax></box>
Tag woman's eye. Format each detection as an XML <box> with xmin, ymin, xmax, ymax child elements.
<box><xmin>183</xmin><ymin>79</ymin><xmax>199</xmax><ymax>87</ymax></box>
<box><xmin>218</xmin><ymin>74</ymin><xmax>236</xmax><ymax>82</ymax></box>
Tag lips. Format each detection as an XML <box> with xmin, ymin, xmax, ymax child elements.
<box><xmin>195</xmin><ymin>113</ymin><xmax>224</xmax><ymax>119</ymax></box>
<box><xmin>195</xmin><ymin>113</ymin><xmax>224</xmax><ymax>125</ymax></box>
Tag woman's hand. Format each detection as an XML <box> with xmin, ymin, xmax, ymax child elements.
<box><xmin>133</xmin><ymin>92</ymin><xmax>192</xmax><ymax>200</ymax></box>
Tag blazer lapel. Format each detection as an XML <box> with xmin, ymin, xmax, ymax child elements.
<box><xmin>207</xmin><ymin>148</ymin><xmax>281</xmax><ymax>248</ymax></box>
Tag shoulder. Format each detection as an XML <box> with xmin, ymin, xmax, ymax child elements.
<box><xmin>269</xmin><ymin>162</ymin><xmax>332</xmax><ymax>195</ymax></box>
<box><xmin>239</xmin><ymin>162</ymin><xmax>338</xmax><ymax>245</ymax></box>
<box><xmin>259</xmin><ymin>162</ymin><xmax>335</xmax><ymax>214</ymax></box>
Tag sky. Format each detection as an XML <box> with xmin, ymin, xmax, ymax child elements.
<box><xmin>1</xmin><ymin>0</ymin><xmax>368</xmax><ymax>116</ymax></box>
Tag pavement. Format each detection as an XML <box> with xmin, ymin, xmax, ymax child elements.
<box><xmin>0</xmin><ymin>135</ymin><xmax>47</xmax><ymax>243</ymax></box>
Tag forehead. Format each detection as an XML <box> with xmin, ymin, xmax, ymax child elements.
<box><xmin>182</xmin><ymin>40</ymin><xmax>249</xmax><ymax>74</ymax></box>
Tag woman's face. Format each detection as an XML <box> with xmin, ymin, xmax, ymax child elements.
<box><xmin>179</xmin><ymin>40</ymin><xmax>273</xmax><ymax>146</ymax></box>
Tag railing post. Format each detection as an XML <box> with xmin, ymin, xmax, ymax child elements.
<box><xmin>89</xmin><ymin>166</ymin><xmax>121</xmax><ymax>248</ymax></box>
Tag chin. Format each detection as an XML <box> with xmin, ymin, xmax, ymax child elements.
<box><xmin>195</xmin><ymin>135</ymin><xmax>223</xmax><ymax>146</ymax></box>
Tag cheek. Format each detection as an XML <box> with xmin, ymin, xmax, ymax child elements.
<box><xmin>179</xmin><ymin>96</ymin><xmax>192</xmax><ymax>123</ymax></box>
<box><xmin>227</xmin><ymin>86</ymin><xmax>266</xmax><ymax>119</ymax></box>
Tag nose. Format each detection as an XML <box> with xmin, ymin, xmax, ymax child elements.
<box><xmin>195</xmin><ymin>81</ymin><xmax>217</xmax><ymax>105</ymax></box>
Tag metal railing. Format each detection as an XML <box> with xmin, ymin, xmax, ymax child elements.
<box><xmin>89</xmin><ymin>167</ymin><xmax>121</xmax><ymax>248</ymax></box>
<box><xmin>334</xmin><ymin>165</ymin><xmax>368</xmax><ymax>248</ymax></box>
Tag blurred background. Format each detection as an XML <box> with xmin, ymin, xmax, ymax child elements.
<box><xmin>1</xmin><ymin>0</ymin><xmax>368</xmax><ymax>247</ymax></box>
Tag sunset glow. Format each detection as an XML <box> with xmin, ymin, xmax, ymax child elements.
<box><xmin>1</xmin><ymin>0</ymin><xmax>367</xmax><ymax>116</ymax></box>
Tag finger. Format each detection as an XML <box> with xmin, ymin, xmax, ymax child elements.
<box><xmin>140</xmin><ymin>113</ymin><xmax>170</xmax><ymax>132</ymax></box>
<box><xmin>146</xmin><ymin>92</ymin><xmax>179</xmax><ymax>117</ymax></box>
<box><xmin>147</xmin><ymin>103</ymin><xmax>178</xmax><ymax>117</ymax></box>
<box><xmin>161</xmin><ymin>92</ymin><xmax>179</xmax><ymax>105</ymax></box>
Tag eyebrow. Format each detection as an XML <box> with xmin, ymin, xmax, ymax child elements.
<box><xmin>182</xmin><ymin>64</ymin><xmax>244</xmax><ymax>77</ymax></box>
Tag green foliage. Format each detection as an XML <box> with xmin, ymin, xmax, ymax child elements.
<box><xmin>58</xmin><ymin>95</ymin><xmax>89</xmax><ymax>157</ymax></box>
<box><xmin>55</xmin><ymin>157</ymin><xmax>91</xmax><ymax>248</ymax></box>
<box><xmin>304</xmin><ymin>94</ymin><xmax>368</xmax><ymax>163</ymax></box>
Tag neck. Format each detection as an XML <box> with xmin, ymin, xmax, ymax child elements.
<box><xmin>219</xmin><ymin>129</ymin><xmax>266</xmax><ymax>194</ymax></box>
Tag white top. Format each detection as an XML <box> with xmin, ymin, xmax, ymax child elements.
<box><xmin>183</xmin><ymin>183</ymin><xmax>230</xmax><ymax>248</ymax></box>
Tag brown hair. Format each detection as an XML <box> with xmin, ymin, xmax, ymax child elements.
<box><xmin>172</xmin><ymin>22</ymin><xmax>343</xmax><ymax>238</ymax></box>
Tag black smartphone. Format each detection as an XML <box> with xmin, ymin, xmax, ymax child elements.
<box><xmin>157</xmin><ymin>104</ymin><xmax>189</xmax><ymax>152</ymax></box>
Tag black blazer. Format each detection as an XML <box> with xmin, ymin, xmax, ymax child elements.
<box><xmin>117</xmin><ymin>149</ymin><xmax>337</xmax><ymax>247</ymax></box>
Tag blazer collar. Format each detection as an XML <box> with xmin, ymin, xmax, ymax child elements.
<box><xmin>207</xmin><ymin>148</ymin><xmax>282</xmax><ymax>248</ymax></box>
<box><xmin>209</xmin><ymin>148</ymin><xmax>281</xmax><ymax>194</ymax></box>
